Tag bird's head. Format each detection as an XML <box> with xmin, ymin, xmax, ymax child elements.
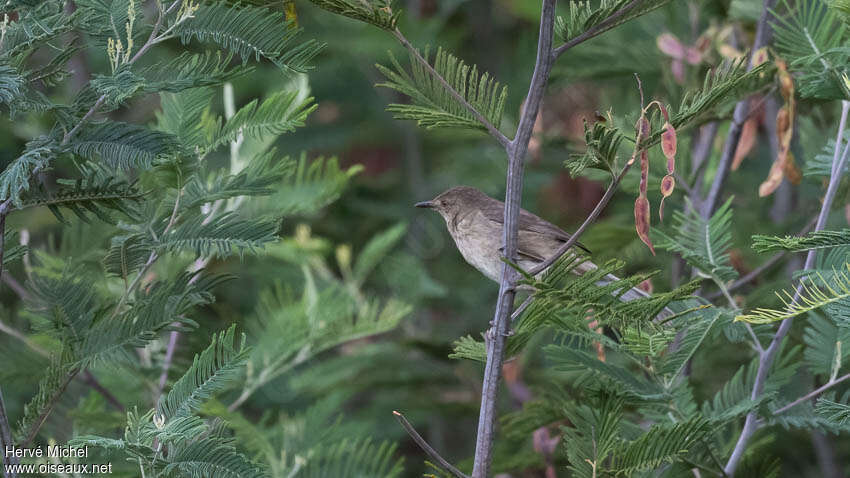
<box><xmin>415</xmin><ymin>186</ymin><xmax>486</xmax><ymax>220</ymax></box>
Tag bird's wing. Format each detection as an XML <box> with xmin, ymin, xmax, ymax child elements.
<box><xmin>478</xmin><ymin>196</ymin><xmax>592</xmax><ymax>255</ymax></box>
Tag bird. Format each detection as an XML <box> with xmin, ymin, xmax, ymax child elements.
<box><xmin>415</xmin><ymin>185</ymin><xmax>649</xmax><ymax>303</ymax></box>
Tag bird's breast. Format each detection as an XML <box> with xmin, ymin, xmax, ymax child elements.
<box><xmin>448</xmin><ymin>212</ymin><xmax>539</xmax><ymax>282</ymax></box>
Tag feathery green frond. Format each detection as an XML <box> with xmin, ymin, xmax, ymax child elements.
<box><xmin>546</xmin><ymin>345</ymin><xmax>667</xmax><ymax>400</ymax></box>
<box><xmin>772</xmin><ymin>0</ymin><xmax>849</xmax><ymax>99</ymax></box>
<box><xmin>175</xmin><ymin>2</ymin><xmax>324</xmax><ymax>73</ymax></box>
<box><xmin>0</xmin><ymin>63</ymin><xmax>25</xmax><ymax>105</ymax></box>
<box><xmin>67</xmin><ymin>122</ymin><xmax>181</xmax><ymax>169</ymax></box>
<box><xmin>805</xmin><ymin>131</ymin><xmax>850</xmax><ymax>177</ymax></box>
<box><xmin>753</xmin><ymin>229</ymin><xmax>850</xmax><ymax>253</ymax></box>
<box><xmin>16</xmin><ymin>173</ymin><xmax>144</xmax><ymax>224</ymax></box>
<box><xmin>816</xmin><ymin>396</ymin><xmax>850</xmax><ymax>426</ymax></box>
<box><xmin>307</xmin><ymin>0</ymin><xmax>400</xmax><ymax>30</ymax></box>
<box><xmin>163</xmin><ymin>438</ymin><xmax>266</xmax><ymax>478</ymax></box>
<box><xmin>352</xmin><ymin>223</ymin><xmax>407</xmax><ymax>283</ymax></box>
<box><xmin>736</xmin><ymin>266</ymin><xmax>850</xmax><ymax>324</ymax></box>
<box><xmin>299</xmin><ymin>439</ymin><xmax>404</xmax><ymax>478</ymax></box>
<box><xmin>611</xmin><ymin>418</ymin><xmax>711</xmax><ymax>474</ymax></box>
<box><xmin>15</xmin><ymin>350</ymin><xmax>75</xmax><ymax>443</ymax></box>
<box><xmin>803</xmin><ymin>313</ymin><xmax>850</xmax><ymax>376</ymax></box>
<box><xmin>275</xmin><ymin>155</ymin><xmax>363</xmax><ymax>214</ymax></box>
<box><xmin>181</xmin><ymin>149</ymin><xmax>295</xmax><ymax>210</ymax></box>
<box><xmin>160</xmin><ymin>212</ymin><xmax>279</xmax><ymax>258</ymax></box>
<box><xmin>90</xmin><ymin>69</ymin><xmax>147</xmax><ymax>106</ymax></box>
<box><xmin>78</xmin><ymin>273</ymin><xmax>229</xmax><ymax>367</ymax></box>
<box><xmin>376</xmin><ymin>47</ymin><xmax>507</xmax><ymax>132</ymax></box>
<box><xmin>156</xmin><ymin>88</ymin><xmax>216</xmax><ymax>148</ymax></box>
<box><xmin>672</xmin><ymin>58</ymin><xmax>774</xmax><ymax>129</ymax></box>
<box><xmin>139</xmin><ymin>51</ymin><xmax>253</xmax><ymax>93</ymax></box>
<box><xmin>206</xmin><ymin>90</ymin><xmax>316</xmax><ymax>150</ymax></box>
<box><xmin>158</xmin><ymin>324</ymin><xmax>250</xmax><ymax>420</ymax></box>
<box><xmin>658</xmin><ymin>308</ymin><xmax>724</xmax><ymax>385</ymax></box>
<box><xmin>566</xmin><ymin>119</ymin><xmax>622</xmax><ymax>176</ymax></box>
<box><xmin>0</xmin><ymin>7</ymin><xmax>74</xmax><ymax>58</ymax></box>
<box><xmin>654</xmin><ymin>197</ymin><xmax>737</xmax><ymax>282</ymax></box>
<box><xmin>556</xmin><ymin>0</ymin><xmax>672</xmax><ymax>45</ymax></box>
<box><xmin>0</xmin><ymin>137</ymin><xmax>56</xmax><ymax>208</ymax></box>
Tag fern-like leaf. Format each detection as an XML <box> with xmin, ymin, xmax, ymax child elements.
<box><xmin>206</xmin><ymin>90</ymin><xmax>316</xmax><ymax>150</ymax></box>
<box><xmin>753</xmin><ymin>229</ymin><xmax>850</xmax><ymax>253</ymax></box>
<box><xmin>0</xmin><ymin>137</ymin><xmax>56</xmax><ymax>208</ymax></box>
<box><xmin>67</xmin><ymin>122</ymin><xmax>181</xmax><ymax>169</ymax></box>
<box><xmin>16</xmin><ymin>173</ymin><xmax>143</xmax><ymax>224</ymax></box>
<box><xmin>736</xmin><ymin>266</ymin><xmax>850</xmax><ymax>323</ymax></box>
<box><xmin>157</xmin><ymin>324</ymin><xmax>250</xmax><ymax>420</ymax></box>
<box><xmin>376</xmin><ymin>47</ymin><xmax>507</xmax><ymax>132</ymax></box>
<box><xmin>654</xmin><ymin>197</ymin><xmax>737</xmax><ymax>282</ymax></box>
<box><xmin>175</xmin><ymin>2</ymin><xmax>324</xmax><ymax>74</ymax></box>
<box><xmin>556</xmin><ymin>0</ymin><xmax>672</xmax><ymax>45</ymax></box>
<box><xmin>307</xmin><ymin>0</ymin><xmax>400</xmax><ymax>30</ymax></box>
<box><xmin>160</xmin><ymin>212</ymin><xmax>279</xmax><ymax>259</ymax></box>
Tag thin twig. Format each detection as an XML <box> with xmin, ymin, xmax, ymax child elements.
<box><xmin>393</xmin><ymin>411</ymin><xmax>468</xmax><ymax>478</ymax></box>
<box><xmin>81</xmin><ymin>370</ymin><xmax>125</xmax><ymax>412</ymax></box>
<box><xmin>391</xmin><ymin>28</ymin><xmax>511</xmax><ymax>149</ymax></box>
<box><xmin>471</xmin><ymin>2</ymin><xmax>557</xmax><ymax>476</ymax></box>
<box><xmin>772</xmin><ymin>372</ymin><xmax>850</xmax><ymax>415</ymax></box>
<box><xmin>20</xmin><ymin>368</ymin><xmax>78</xmax><ymax>447</ymax></box>
<box><xmin>528</xmin><ymin>163</ymin><xmax>632</xmax><ymax>276</ymax></box>
<box><xmin>724</xmin><ymin>100</ymin><xmax>850</xmax><ymax>476</ymax></box>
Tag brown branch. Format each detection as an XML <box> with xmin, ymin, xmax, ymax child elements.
<box><xmin>471</xmin><ymin>2</ymin><xmax>557</xmax><ymax>476</ymax></box>
<box><xmin>391</xmin><ymin>28</ymin><xmax>511</xmax><ymax>149</ymax></box>
<box><xmin>393</xmin><ymin>411</ymin><xmax>468</xmax><ymax>478</ymax></box>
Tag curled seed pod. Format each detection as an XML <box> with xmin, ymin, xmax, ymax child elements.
<box><xmin>634</xmin><ymin>195</ymin><xmax>655</xmax><ymax>255</ymax></box>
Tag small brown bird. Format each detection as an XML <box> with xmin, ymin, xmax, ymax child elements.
<box><xmin>416</xmin><ymin>186</ymin><xmax>648</xmax><ymax>302</ymax></box>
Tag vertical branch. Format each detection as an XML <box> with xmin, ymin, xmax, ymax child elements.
<box><xmin>0</xmin><ymin>385</ymin><xmax>18</xmax><ymax>476</ymax></box>
<box><xmin>724</xmin><ymin>100</ymin><xmax>850</xmax><ymax>476</ymax></box>
<box><xmin>471</xmin><ymin>1</ymin><xmax>556</xmax><ymax>476</ymax></box>
<box><xmin>700</xmin><ymin>0</ymin><xmax>777</xmax><ymax>219</ymax></box>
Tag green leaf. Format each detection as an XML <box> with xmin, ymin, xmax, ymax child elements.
<box><xmin>753</xmin><ymin>229</ymin><xmax>850</xmax><ymax>253</ymax></box>
<box><xmin>353</xmin><ymin>223</ymin><xmax>407</xmax><ymax>283</ymax></box>
<box><xmin>67</xmin><ymin>122</ymin><xmax>181</xmax><ymax>169</ymax></box>
<box><xmin>157</xmin><ymin>324</ymin><xmax>250</xmax><ymax>420</ymax></box>
<box><xmin>307</xmin><ymin>0</ymin><xmax>400</xmax><ymax>30</ymax></box>
<box><xmin>163</xmin><ymin>438</ymin><xmax>265</xmax><ymax>478</ymax></box>
<box><xmin>556</xmin><ymin>0</ymin><xmax>672</xmax><ymax>45</ymax></box>
<box><xmin>17</xmin><ymin>172</ymin><xmax>144</xmax><ymax>224</ymax></box>
<box><xmin>376</xmin><ymin>47</ymin><xmax>507</xmax><ymax>132</ymax></box>
<box><xmin>736</xmin><ymin>267</ymin><xmax>850</xmax><ymax>324</ymax></box>
<box><xmin>159</xmin><ymin>212</ymin><xmax>279</xmax><ymax>259</ymax></box>
<box><xmin>206</xmin><ymin>90</ymin><xmax>316</xmax><ymax>150</ymax></box>
<box><xmin>610</xmin><ymin>418</ymin><xmax>711</xmax><ymax>474</ymax></box>
<box><xmin>175</xmin><ymin>2</ymin><xmax>324</xmax><ymax>74</ymax></box>
<box><xmin>654</xmin><ymin>197</ymin><xmax>738</xmax><ymax>282</ymax></box>
<box><xmin>0</xmin><ymin>136</ymin><xmax>56</xmax><ymax>208</ymax></box>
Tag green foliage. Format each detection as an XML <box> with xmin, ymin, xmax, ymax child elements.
<box><xmin>207</xmin><ymin>90</ymin><xmax>317</xmax><ymax>150</ymax></box>
<box><xmin>556</xmin><ymin>0</ymin><xmax>673</xmax><ymax>44</ymax></box>
<box><xmin>736</xmin><ymin>267</ymin><xmax>850</xmax><ymax>323</ymax></box>
<box><xmin>307</xmin><ymin>0</ymin><xmax>401</xmax><ymax>30</ymax></box>
<box><xmin>175</xmin><ymin>2</ymin><xmax>324</xmax><ymax>74</ymax></box>
<box><xmin>158</xmin><ymin>212</ymin><xmax>279</xmax><ymax>259</ymax></box>
<box><xmin>772</xmin><ymin>0</ymin><xmax>849</xmax><ymax>99</ymax></box>
<box><xmin>654</xmin><ymin>198</ymin><xmax>738</xmax><ymax>282</ymax></box>
<box><xmin>298</xmin><ymin>439</ymin><xmax>405</xmax><ymax>477</ymax></box>
<box><xmin>0</xmin><ymin>137</ymin><xmax>56</xmax><ymax>207</ymax></box>
<box><xmin>566</xmin><ymin>119</ymin><xmax>622</xmax><ymax>176</ymax></box>
<box><xmin>376</xmin><ymin>47</ymin><xmax>507</xmax><ymax>132</ymax></box>
<box><xmin>17</xmin><ymin>172</ymin><xmax>143</xmax><ymax>224</ymax></box>
<box><xmin>67</xmin><ymin>122</ymin><xmax>181</xmax><ymax>169</ymax></box>
<box><xmin>753</xmin><ymin>229</ymin><xmax>850</xmax><ymax>252</ymax></box>
<box><xmin>158</xmin><ymin>324</ymin><xmax>249</xmax><ymax>420</ymax></box>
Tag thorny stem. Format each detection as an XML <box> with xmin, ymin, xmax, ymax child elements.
<box><xmin>393</xmin><ymin>411</ymin><xmax>469</xmax><ymax>478</ymax></box>
<box><xmin>724</xmin><ymin>100</ymin><xmax>850</xmax><ymax>476</ymax></box>
<box><xmin>471</xmin><ymin>2</ymin><xmax>556</xmax><ymax>476</ymax></box>
<box><xmin>391</xmin><ymin>28</ymin><xmax>511</xmax><ymax>149</ymax></box>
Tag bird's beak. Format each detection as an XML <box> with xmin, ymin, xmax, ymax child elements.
<box><xmin>415</xmin><ymin>201</ymin><xmax>435</xmax><ymax>209</ymax></box>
